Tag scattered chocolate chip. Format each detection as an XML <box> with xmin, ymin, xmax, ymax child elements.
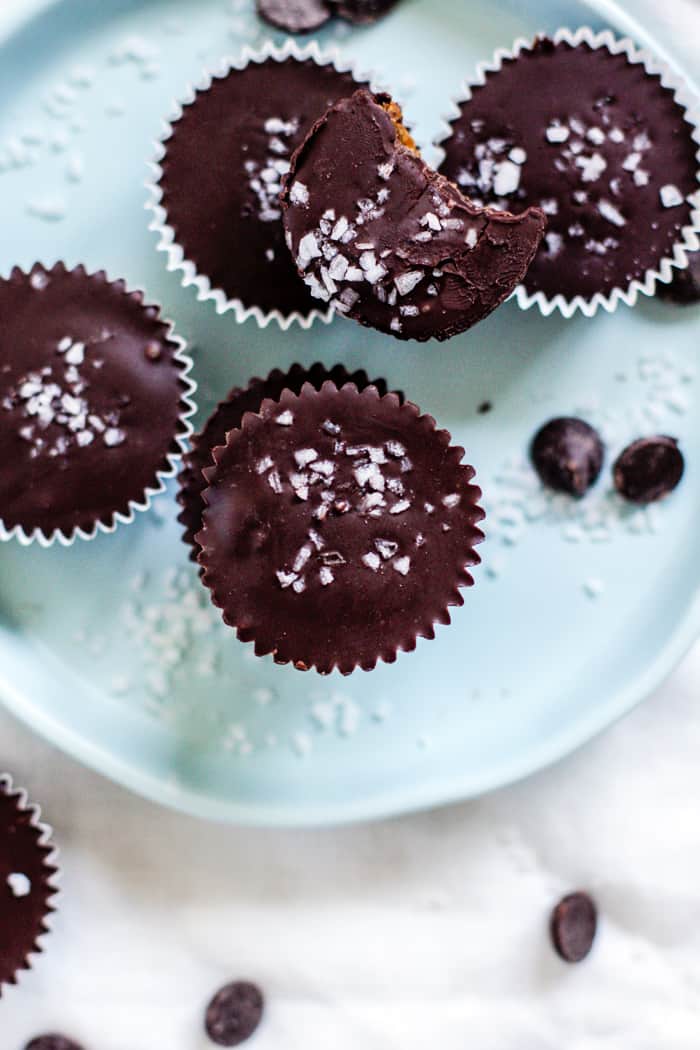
<box><xmin>25</xmin><ymin>1037</ymin><xmax>85</xmax><ymax>1050</ymax></box>
<box><xmin>613</xmin><ymin>435</ymin><xmax>684</xmax><ymax>503</ymax></box>
<box><xmin>257</xmin><ymin>0</ymin><xmax>332</xmax><ymax>32</ymax></box>
<box><xmin>550</xmin><ymin>891</ymin><xmax>597</xmax><ymax>963</ymax></box>
<box><xmin>477</xmin><ymin>401</ymin><xmax>492</xmax><ymax>415</ymax></box>
<box><xmin>205</xmin><ymin>981</ymin><xmax>265</xmax><ymax>1046</ymax></box>
<box><xmin>531</xmin><ymin>417</ymin><xmax>604</xmax><ymax>497</ymax></box>
<box><xmin>656</xmin><ymin>252</ymin><xmax>700</xmax><ymax>306</ymax></box>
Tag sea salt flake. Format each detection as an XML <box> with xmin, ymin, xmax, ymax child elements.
<box><xmin>576</xmin><ymin>152</ymin><xmax>607</xmax><ymax>182</ymax></box>
<box><xmin>319</xmin><ymin>567</ymin><xmax>334</xmax><ymax>586</ymax></box>
<box><xmin>395</xmin><ymin>271</ymin><xmax>424</xmax><ymax>296</ymax></box>
<box><xmin>546</xmin><ymin>123</ymin><xmax>569</xmax><ymax>144</ymax></box>
<box><xmin>104</xmin><ymin>427</ymin><xmax>125</xmax><ymax>447</ymax></box>
<box><xmin>290</xmin><ymin>181</ymin><xmax>309</xmax><ymax>206</ymax></box>
<box><xmin>390</xmin><ymin>499</ymin><xmax>411</xmax><ymax>515</ymax></box>
<box><xmin>293</xmin><ymin>544</ymin><xmax>313</xmax><ymax>573</ymax></box>
<box><xmin>267</xmin><ymin>470</ymin><xmax>283</xmax><ymax>494</ymax></box>
<box><xmin>660</xmin><ymin>184</ymin><xmax>684</xmax><ymax>208</ymax></box>
<box><xmin>276</xmin><ymin>570</ymin><xmax>298</xmax><ymax>589</ymax></box>
<box><xmin>276</xmin><ymin>410</ymin><xmax>294</xmax><ymax>425</ymax></box>
<box><xmin>393</xmin><ymin>556</ymin><xmax>410</xmax><ymax>576</ymax></box>
<box><xmin>421</xmin><ymin>212</ymin><xmax>442</xmax><ymax>231</ymax></box>
<box><xmin>362</xmin><ymin>551</ymin><xmax>381</xmax><ymax>571</ymax></box>
<box><xmin>375</xmin><ymin>539</ymin><xmax>398</xmax><ymax>560</ymax></box>
<box><xmin>509</xmin><ymin>146</ymin><xmax>527</xmax><ymax>164</ymax></box>
<box><xmin>586</xmin><ymin>127</ymin><xmax>606</xmax><ymax>145</ymax></box>
<box><xmin>598</xmin><ymin>199</ymin><xmax>626</xmax><ymax>227</ymax></box>
<box><xmin>442</xmin><ymin>493</ymin><xmax>460</xmax><ymax>508</ymax></box>
<box><xmin>622</xmin><ymin>151</ymin><xmax>641</xmax><ymax>172</ymax></box>
<box><xmin>493</xmin><ymin>160</ymin><xmax>521</xmax><ymax>195</ymax></box>
<box><xmin>298</xmin><ymin>232</ymin><xmax>321</xmax><ymax>268</ymax></box>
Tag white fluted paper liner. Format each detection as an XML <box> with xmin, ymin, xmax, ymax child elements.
<box><xmin>0</xmin><ymin>263</ymin><xmax>197</xmax><ymax>549</ymax></box>
<box><xmin>434</xmin><ymin>26</ymin><xmax>700</xmax><ymax>319</ymax></box>
<box><xmin>0</xmin><ymin>772</ymin><xmax>60</xmax><ymax>991</ymax></box>
<box><xmin>146</xmin><ymin>38</ymin><xmax>387</xmax><ymax>330</ymax></box>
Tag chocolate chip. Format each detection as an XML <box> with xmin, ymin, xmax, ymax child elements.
<box><xmin>531</xmin><ymin>417</ymin><xmax>604</xmax><ymax>497</ymax></box>
<box><xmin>205</xmin><ymin>981</ymin><xmax>265</xmax><ymax>1046</ymax></box>
<box><xmin>656</xmin><ymin>252</ymin><xmax>700</xmax><ymax>306</ymax></box>
<box><xmin>477</xmin><ymin>401</ymin><xmax>492</xmax><ymax>415</ymax></box>
<box><xmin>257</xmin><ymin>0</ymin><xmax>332</xmax><ymax>32</ymax></box>
<box><xmin>613</xmin><ymin>435</ymin><xmax>684</xmax><ymax>503</ymax></box>
<box><xmin>25</xmin><ymin>1037</ymin><xmax>85</xmax><ymax>1050</ymax></box>
<box><xmin>550</xmin><ymin>892</ymin><xmax>597</xmax><ymax>963</ymax></box>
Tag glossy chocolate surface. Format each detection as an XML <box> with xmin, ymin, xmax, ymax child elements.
<box><xmin>281</xmin><ymin>90</ymin><xmax>545</xmax><ymax>341</ymax></box>
<box><xmin>439</xmin><ymin>38</ymin><xmax>699</xmax><ymax>302</ymax></box>
<box><xmin>0</xmin><ymin>265</ymin><xmax>187</xmax><ymax>539</ymax></box>
<box><xmin>197</xmin><ymin>383</ymin><xmax>484</xmax><ymax>674</ymax></box>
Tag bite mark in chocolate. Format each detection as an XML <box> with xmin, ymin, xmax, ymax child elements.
<box><xmin>613</xmin><ymin>435</ymin><xmax>684</xmax><ymax>503</ymax></box>
<box><xmin>531</xmin><ymin>417</ymin><xmax>605</xmax><ymax>497</ymax></box>
<box><xmin>197</xmin><ymin>383</ymin><xmax>484</xmax><ymax>674</ymax></box>
<box><xmin>438</xmin><ymin>37</ymin><xmax>700</xmax><ymax>303</ymax></box>
<box><xmin>281</xmin><ymin>89</ymin><xmax>546</xmax><ymax>341</ymax></box>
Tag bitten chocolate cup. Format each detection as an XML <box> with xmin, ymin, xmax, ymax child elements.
<box><xmin>0</xmin><ymin>774</ymin><xmax>59</xmax><ymax>994</ymax></box>
<box><xmin>177</xmin><ymin>363</ymin><xmax>399</xmax><ymax>561</ymax></box>
<box><xmin>147</xmin><ymin>40</ymin><xmax>378</xmax><ymax>330</ymax></box>
<box><xmin>435</xmin><ymin>27</ymin><xmax>700</xmax><ymax>318</ymax></box>
<box><xmin>0</xmin><ymin>263</ymin><xmax>196</xmax><ymax>546</ymax></box>
<box><xmin>197</xmin><ymin>382</ymin><xmax>485</xmax><ymax>675</ymax></box>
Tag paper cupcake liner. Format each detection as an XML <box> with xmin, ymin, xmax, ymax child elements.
<box><xmin>0</xmin><ymin>773</ymin><xmax>60</xmax><ymax>993</ymax></box>
<box><xmin>177</xmin><ymin>363</ymin><xmax>400</xmax><ymax>561</ymax></box>
<box><xmin>197</xmin><ymin>381</ymin><xmax>485</xmax><ymax>675</ymax></box>
<box><xmin>146</xmin><ymin>39</ymin><xmax>386</xmax><ymax>331</ymax></box>
<box><xmin>434</xmin><ymin>26</ymin><xmax>700</xmax><ymax>319</ymax></box>
<box><xmin>0</xmin><ymin>263</ymin><xmax>197</xmax><ymax>548</ymax></box>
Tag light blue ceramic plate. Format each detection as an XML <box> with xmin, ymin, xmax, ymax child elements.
<box><xmin>0</xmin><ymin>0</ymin><xmax>698</xmax><ymax>826</ymax></box>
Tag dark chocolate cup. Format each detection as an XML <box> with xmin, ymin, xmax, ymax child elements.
<box><xmin>177</xmin><ymin>363</ymin><xmax>400</xmax><ymax>561</ymax></box>
<box><xmin>0</xmin><ymin>774</ymin><xmax>59</xmax><ymax>994</ymax></box>
<box><xmin>0</xmin><ymin>263</ymin><xmax>196</xmax><ymax>547</ymax></box>
<box><xmin>197</xmin><ymin>381</ymin><xmax>485</xmax><ymax>675</ymax></box>
<box><xmin>434</xmin><ymin>27</ymin><xmax>700</xmax><ymax>319</ymax></box>
<box><xmin>147</xmin><ymin>40</ymin><xmax>378</xmax><ymax>330</ymax></box>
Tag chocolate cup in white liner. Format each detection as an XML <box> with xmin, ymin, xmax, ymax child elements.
<box><xmin>0</xmin><ymin>773</ymin><xmax>60</xmax><ymax>994</ymax></box>
<box><xmin>146</xmin><ymin>39</ymin><xmax>385</xmax><ymax>331</ymax></box>
<box><xmin>434</xmin><ymin>26</ymin><xmax>700</xmax><ymax>319</ymax></box>
<box><xmin>0</xmin><ymin>263</ymin><xmax>196</xmax><ymax>548</ymax></box>
<box><xmin>196</xmin><ymin>382</ymin><xmax>485</xmax><ymax>676</ymax></box>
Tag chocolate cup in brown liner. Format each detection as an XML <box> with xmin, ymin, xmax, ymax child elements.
<box><xmin>0</xmin><ymin>263</ymin><xmax>195</xmax><ymax>546</ymax></box>
<box><xmin>197</xmin><ymin>382</ymin><xmax>485</xmax><ymax>675</ymax></box>
<box><xmin>178</xmin><ymin>363</ymin><xmax>402</xmax><ymax>561</ymax></box>
<box><xmin>0</xmin><ymin>774</ymin><xmax>59</xmax><ymax>994</ymax></box>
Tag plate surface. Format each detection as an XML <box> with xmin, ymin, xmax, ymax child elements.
<box><xmin>0</xmin><ymin>0</ymin><xmax>698</xmax><ymax>826</ymax></box>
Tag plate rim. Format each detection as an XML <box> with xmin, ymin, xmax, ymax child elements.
<box><xmin>0</xmin><ymin>0</ymin><xmax>698</xmax><ymax>826</ymax></box>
